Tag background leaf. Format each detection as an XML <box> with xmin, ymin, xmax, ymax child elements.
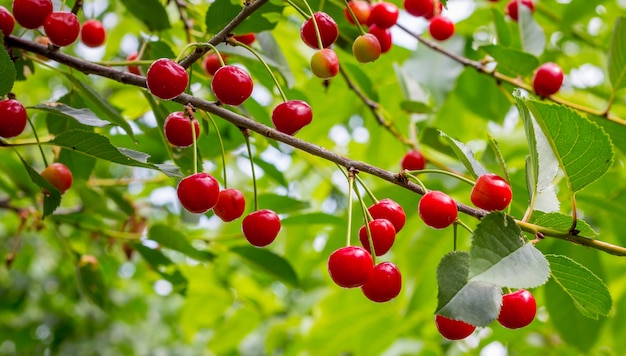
<box><xmin>608</xmin><ymin>17</ymin><xmax>626</xmax><ymax>91</ymax></box>
<box><xmin>148</xmin><ymin>225</ymin><xmax>216</xmax><ymax>262</ymax></box>
<box><xmin>18</xmin><ymin>155</ymin><xmax>61</xmax><ymax>218</ymax></box>
<box><xmin>30</xmin><ymin>103</ymin><xmax>110</xmax><ymax>127</ymax></box>
<box><xmin>119</xmin><ymin>0</ymin><xmax>170</xmax><ymax>31</ymax></box>
<box><xmin>0</xmin><ymin>35</ymin><xmax>15</xmax><ymax>96</ymax></box>
<box><xmin>230</xmin><ymin>246</ymin><xmax>299</xmax><ymax>286</ymax></box>
<box><xmin>439</xmin><ymin>131</ymin><xmax>487</xmax><ymax>178</ymax></box>
<box><xmin>480</xmin><ymin>45</ymin><xmax>539</xmax><ymax>76</ymax></box>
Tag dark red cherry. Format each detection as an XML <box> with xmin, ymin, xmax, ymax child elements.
<box><xmin>127</xmin><ymin>52</ymin><xmax>141</xmax><ymax>75</ymax></box>
<box><xmin>532</xmin><ymin>62</ymin><xmax>564</xmax><ymax>97</ymax></box>
<box><xmin>0</xmin><ymin>6</ymin><xmax>15</xmax><ymax>36</ymax></box>
<box><xmin>368</xmin><ymin>25</ymin><xmax>392</xmax><ymax>53</ymax></box>
<box><xmin>213</xmin><ymin>188</ymin><xmax>246</xmax><ymax>222</ymax></box>
<box><xmin>0</xmin><ymin>99</ymin><xmax>28</xmax><ymax>138</ymax></box>
<box><xmin>506</xmin><ymin>0</ymin><xmax>534</xmax><ymax>21</ymax></box>
<box><xmin>359</xmin><ymin>219</ymin><xmax>396</xmax><ymax>256</ymax></box>
<box><xmin>470</xmin><ymin>173</ymin><xmax>513</xmax><ymax>211</ymax></box>
<box><xmin>242</xmin><ymin>209</ymin><xmax>281</xmax><ymax>247</ymax></box>
<box><xmin>146</xmin><ymin>58</ymin><xmax>189</xmax><ymax>100</ymax></box>
<box><xmin>435</xmin><ymin>315</ymin><xmax>476</xmax><ymax>340</ymax></box>
<box><xmin>327</xmin><ymin>246</ymin><xmax>374</xmax><ymax>288</ymax></box>
<box><xmin>164</xmin><ymin>111</ymin><xmax>200</xmax><ymax>148</ymax></box>
<box><xmin>176</xmin><ymin>173</ymin><xmax>220</xmax><ymax>214</ymax></box>
<box><xmin>368</xmin><ymin>198</ymin><xmax>406</xmax><ymax>232</ymax></box>
<box><xmin>211</xmin><ymin>65</ymin><xmax>254</xmax><ymax>106</ymax></box>
<box><xmin>80</xmin><ymin>19</ymin><xmax>106</xmax><ymax>48</ymax></box>
<box><xmin>12</xmin><ymin>0</ymin><xmax>52</xmax><ymax>30</ymax></box>
<box><xmin>233</xmin><ymin>33</ymin><xmax>256</xmax><ymax>46</ymax></box>
<box><xmin>271</xmin><ymin>100</ymin><xmax>313</xmax><ymax>136</ymax></box>
<box><xmin>43</xmin><ymin>12</ymin><xmax>80</xmax><ymax>47</ymax></box>
<box><xmin>300</xmin><ymin>12</ymin><xmax>339</xmax><ymax>49</ymax></box>
<box><xmin>418</xmin><ymin>191</ymin><xmax>458</xmax><ymax>229</ymax></box>
<box><xmin>361</xmin><ymin>262</ymin><xmax>402</xmax><ymax>302</ymax></box>
<box><xmin>203</xmin><ymin>53</ymin><xmax>226</xmax><ymax>76</ymax></box>
<box><xmin>401</xmin><ymin>149</ymin><xmax>426</xmax><ymax>171</ymax></box>
<box><xmin>429</xmin><ymin>16</ymin><xmax>455</xmax><ymax>41</ymax></box>
<box><xmin>498</xmin><ymin>289</ymin><xmax>537</xmax><ymax>329</ymax></box>
<box><xmin>370</xmin><ymin>2</ymin><xmax>399</xmax><ymax>29</ymax></box>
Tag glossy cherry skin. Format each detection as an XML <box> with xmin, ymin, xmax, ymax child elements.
<box><xmin>401</xmin><ymin>150</ymin><xmax>426</xmax><ymax>171</ymax></box>
<box><xmin>506</xmin><ymin>0</ymin><xmax>534</xmax><ymax>21</ymax></box>
<box><xmin>327</xmin><ymin>246</ymin><xmax>374</xmax><ymax>288</ymax></box>
<box><xmin>271</xmin><ymin>100</ymin><xmax>313</xmax><ymax>136</ymax></box>
<box><xmin>418</xmin><ymin>191</ymin><xmax>458</xmax><ymax>229</ymax></box>
<box><xmin>12</xmin><ymin>0</ymin><xmax>52</xmax><ymax>29</ymax></box>
<box><xmin>80</xmin><ymin>19</ymin><xmax>106</xmax><ymax>47</ymax></box>
<box><xmin>40</xmin><ymin>163</ymin><xmax>73</xmax><ymax>194</ymax></box>
<box><xmin>370</xmin><ymin>2</ymin><xmax>399</xmax><ymax>29</ymax></box>
<box><xmin>176</xmin><ymin>173</ymin><xmax>220</xmax><ymax>214</ymax></box>
<box><xmin>233</xmin><ymin>33</ymin><xmax>256</xmax><ymax>46</ymax></box>
<box><xmin>404</xmin><ymin>0</ymin><xmax>441</xmax><ymax>19</ymax></box>
<box><xmin>358</xmin><ymin>219</ymin><xmax>396</xmax><ymax>256</ymax></box>
<box><xmin>211</xmin><ymin>65</ymin><xmax>253</xmax><ymax>106</ymax></box>
<box><xmin>213</xmin><ymin>188</ymin><xmax>246</xmax><ymax>222</ymax></box>
<box><xmin>429</xmin><ymin>16</ymin><xmax>455</xmax><ymax>41</ymax></box>
<box><xmin>368</xmin><ymin>198</ymin><xmax>406</xmax><ymax>233</ymax></box>
<box><xmin>43</xmin><ymin>12</ymin><xmax>80</xmax><ymax>47</ymax></box>
<box><xmin>352</xmin><ymin>33</ymin><xmax>381</xmax><ymax>63</ymax></box>
<box><xmin>0</xmin><ymin>99</ymin><xmax>28</xmax><ymax>138</ymax></box>
<box><xmin>146</xmin><ymin>58</ymin><xmax>189</xmax><ymax>100</ymax></box>
<box><xmin>0</xmin><ymin>6</ymin><xmax>15</xmax><ymax>36</ymax></box>
<box><xmin>368</xmin><ymin>25</ymin><xmax>392</xmax><ymax>53</ymax></box>
<box><xmin>361</xmin><ymin>262</ymin><xmax>402</xmax><ymax>302</ymax></box>
<box><xmin>310</xmin><ymin>49</ymin><xmax>339</xmax><ymax>79</ymax></box>
<box><xmin>470</xmin><ymin>173</ymin><xmax>513</xmax><ymax>211</ymax></box>
<box><xmin>498</xmin><ymin>289</ymin><xmax>537</xmax><ymax>329</ymax></box>
<box><xmin>203</xmin><ymin>53</ymin><xmax>226</xmax><ymax>76</ymax></box>
<box><xmin>532</xmin><ymin>62</ymin><xmax>564</xmax><ymax>97</ymax></box>
<box><xmin>435</xmin><ymin>315</ymin><xmax>476</xmax><ymax>340</ymax></box>
<box><xmin>344</xmin><ymin>1</ymin><xmax>371</xmax><ymax>25</ymax></box>
<box><xmin>242</xmin><ymin>209</ymin><xmax>281</xmax><ymax>247</ymax></box>
<box><xmin>300</xmin><ymin>12</ymin><xmax>339</xmax><ymax>49</ymax></box>
<box><xmin>164</xmin><ymin>111</ymin><xmax>200</xmax><ymax>148</ymax></box>
<box><xmin>126</xmin><ymin>52</ymin><xmax>141</xmax><ymax>75</ymax></box>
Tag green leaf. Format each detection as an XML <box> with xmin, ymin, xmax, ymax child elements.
<box><xmin>525</xmin><ymin>98</ymin><xmax>614</xmax><ymax>193</ymax></box>
<box><xmin>205</xmin><ymin>0</ymin><xmax>284</xmax><ymax>34</ymax></box>
<box><xmin>400</xmin><ymin>100</ymin><xmax>432</xmax><ymax>114</ymax></box>
<box><xmin>546</xmin><ymin>254</ymin><xmax>612</xmax><ymax>319</ymax></box>
<box><xmin>29</xmin><ymin>103</ymin><xmax>110</xmax><ymax>127</ymax></box>
<box><xmin>148</xmin><ymin>225</ymin><xmax>216</xmax><ymax>262</ymax></box>
<box><xmin>518</xmin><ymin>6</ymin><xmax>545</xmax><ymax>56</ymax></box>
<box><xmin>491</xmin><ymin>8</ymin><xmax>511</xmax><ymax>47</ymax></box>
<box><xmin>608</xmin><ymin>17</ymin><xmax>626</xmax><ymax>92</ymax></box>
<box><xmin>76</xmin><ymin>255</ymin><xmax>107</xmax><ymax>309</ymax></box>
<box><xmin>532</xmin><ymin>212</ymin><xmax>598</xmax><ymax>238</ymax></box>
<box><xmin>281</xmin><ymin>212</ymin><xmax>344</xmax><ymax>226</ymax></box>
<box><xmin>0</xmin><ymin>34</ymin><xmax>16</xmax><ymax>96</ymax></box>
<box><xmin>257</xmin><ymin>31</ymin><xmax>295</xmax><ymax>88</ymax></box>
<box><xmin>254</xmin><ymin>157</ymin><xmax>287</xmax><ymax>187</ymax></box>
<box><xmin>120</xmin><ymin>0</ymin><xmax>171</xmax><ymax>31</ymax></box>
<box><xmin>561</xmin><ymin>0</ymin><xmax>604</xmax><ymax>30</ymax></box>
<box><xmin>257</xmin><ymin>193</ymin><xmax>310</xmax><ymax>214</ymax></box>
<box><xmin>480</xmin><ymin>45</ymin><xmax>539</xmax><ymax>77</ymax></box>
<box><xmin>439</xmin><ymin>130</ymin><xmax>487</xmax><ymax>178</ymax></box>
<box><xmin>18</xmin><ymin>155</ymin><xmax>61</xmax><ymax>218</ymax></box>
<box><xmin>132</xmin><ymin>243</ymin><xmax>188</xmax><ymax>295</ymax></box>
<box><xmin>230</xmin><ymin>246</ymin><xmax>299</xmax><ymax>286</ymax></box>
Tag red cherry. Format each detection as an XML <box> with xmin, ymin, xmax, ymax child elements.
<box><xmin>80</xmin><ymin>19</ymin><xmax>106</xmax><ymax>48</ymax></box>
<box><xmin>242</xmin><ymin>209</ymin><xmax>281</xmax><ymax>247</ymax></box>
<box><xmin>203</xmin><ymin>53</ymin><xmax>226</xmax><ymax>76</ymax></box>
<box><xmin>233</xmin><ymin>33</ymin><xmax>256</xmax><ymax>46</ymax></box>
<box><xmin>213</xmin><ymin>188</ymin><xmax>246</xmax><ymax>222</ymax></box>
<box><xmin>146</xmin><ymin>58</ymin><xmax>189</xmax><ymax>100</ymax></box>
<box><xmin>43</xmin><ymin>12</ymin><xmax>80</xmax><ymax>47</ymax></box>
<box><xmin>344</xmin><ymin>1</ymin><xmax>371</xmax><ymax>25</ymax></box>
<box><xmin>429</xmin><ymin>16</ymin><xmax>455</xmax><ymax>41</ymax></box>
<box><xmin>176</xmin><ymin>173</ymin><xmax>220</xmax><ymax>214</ymax></box>
<box><xmin>358</xmin><ymin>219</ymin><xmax>396</xmax><ymax>256</ymax></box>
<box><xmin>401</xmin><ymin>150</ymin><xmax>426</xmax><ymax>171</ymax></box>
<box><xmin>361</xmin><ymin>262</ymin><xmax>402</xmax><ymax>302</ymax></box>
<box><xmin>211</xmin><ymin>65</ymin><xmax>254</xmax><ymax>106</ymax></box>
<box><xmin>327</xmin><ymin>246</ymin><xmax>374</xmax><ymax>288</ymax></box>
<box><xmin>497</xmin><ymin>289</ymin><xmax>537</xmax><ymax>329</ymax></box>
<box><xmin>127</xmin><ymin>52</ymin><xmax>141</xmax><ymax>75</ymax></box>
<box><xmin>0</xmin><ymin>6</ymin><xmax>15</xmax><ymax>36</ymax></box>
<box><xmin>40</xmin><ymin>163</ymin><xmax>73</xmax><ymax>194</ymax></box>
<box><xmin>310</xmin><ymin>48</ymin><xmax>339</xmax><ymax>79</ymax></box>
<box><xmin>532</xmin><ymin>62</ymin><xmax>564</xmax><ymax>97</ymax></box>
<box><xmin>164</xmin><ymin>111</ymin><xmax>200</xmax><ymax>148</ymax></box>
<box><xmin>370</xmin><ymin>2</ymin><xmax>399</xmax><ymax>29</ymax></box>
<box><xmin>271</xmin><ymin>100</ymin><xmax>313</xmax><ymax>136</ymax></box>
<box><xmin>12</xmin><ymin>0</ymin><xmax>52</xmax><ymax>30</ymax></box>
<box><xmin>368</xmin><ymin>198</ymin><xmax>406</xmax><ymax>232</ymax></box>
<box><xmin>435</xmin><ymin>315</ymin><xmax>476</xmax><ymax>340</ymax></box>
<box><xmin>368</xmin><ymin>25</ymin><xmax>392</xmax><ymax>53</ymax></box>
<box><xmin>506</xmin><ymin>0</ymin><xmax>534</xmax><ymax>21</ymax></box>
<box><xmin>418</xmin><ymin>191</ymin><xmax>458</xmax><ymax>229</ymax></box>
<box><xmin>404</xmin><ymin>0</ymin><xmax>441</xmax><ymax>18</ymax></box>
<box><xmin>352</xmin><ymin>33</ymin><xmax>381</xmax><ymax>63</ymax></box>
<box><xmin>470</xmin><ymin>173</ymin><xmax>512</xmax><ymax>211</ymax></box>
<box><xmin>300</xmin><ymin>12</ymin><xmax>338</xmax><ymax>49</ymax></box>
<box><xmin>0</xmin><ymin>99</ymin><xmax>28</xmax><ymax>138</ymax></box>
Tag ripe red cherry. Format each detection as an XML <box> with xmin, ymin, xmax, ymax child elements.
<box><xmin>401</xmin><ymin>150</ymin><xmax>426</xmax><ymax>171</ymax></box>
<box><xmin>43</xmin><ymin>12</ymin><xmax>80</xmax><ymax>47</ymax></box>
<box><xmin>127</xmin><ymin>52</ymin><xmax>141</xmax><ymax>75</ymax></box>
<box><xmin>435</xmin><ymin>315</ymin><xmax>476</xmax><ymax>340</ymax></box>
<box><xmin>368</xmin><ymin>25</ymin><xmax>392</xmax><ymax>53</ymax></box>
<box><xmin>271</xmin><ymin>100</ymin><xmax>313</xmax><ymax>136</ymax></box>
<box><xmin>242</xmin><ymin>209</ymin><xmax>281</xmax><ymax>247</ymax></box>
<box><xmin>497</xmin><ymin>289</ymin><xmax>537</xmax><ymax>329</ymax></box>
<box><xmin>470</xmin><ymin>173</ymin><xmax>513</xmax><ymax>211</ymax></box>
<box><xmin>368</xmin><ymin>198</ymin><xmax>406</xmax><ymax>232</ymax></box>
<box><xmin>80</xmin><ymin>19</ymin><xmax>106</xmax><ymax>47</ymax></box>
<box><xmin>300</xmin><ymin>12</ymin><xmax>339</xmax><ymax>49</ymax></box>
<box><xmin>370</xmin><ymin>2</ymin><xmax>399</xmax><ymax>29</ymax></box>
<box><xmin>176</xmin><ymin>173</ymin><xmax>220</xmax><ymax>214</ymax></box>
<box><xmin>213</xmin><ymin>188</ymin><xmax>246</xmax><ymax>222</ymax></box>
<box><xmin>211</xmin><ymin>65</ymin><xmax>254</xmax><ymax>106</ymax></box>
<box><xmin>506</xmin><ymin>0</ymin><xmax>534</xmax><ymax>21</ymax></box>
<box><xmin>146</xmin><ymin>58</ymin><xmax>189</xmax><ymax>100</ymax></box>
<box><xmin>344</xmin><ymin>1</ymin><xmax>371</xmax><ymax>25</ymax></box>
<box><xmin>40</xmin><ymin>163</ymin><xmax>73</xmax><ymax>194</ymax></box>
<box><xmin>233</xmin><ymin>33</ymin><xmax>256</xmax><ymax>46</ymax></box>
<box><xmin>418</xmin><ymin>191</ymin><xmax>458</xmax><ymax>229</ymax></box>
<box><xmin>203</xmin><ymin>53</ymin><xmax>226</xmax><ymax>76</ymax></box>
<box><xmin>0</xmin><ymin>6</ymin><xmax>15</xmax><ymax>36</ymax></box>
<box><xmin>358</xmin><ymin>219</ymin><xmax>396</xmax><ymax>256</ymax></box>
<box><xmin>352</xmin><ymin>33</ymin><xmax>381</xmax><ymax>63</ymax></box>
<box><xmin>164</xmin><ymin>111</ymin><xmax>200</xmax><ymax>148</ymax></box>
<box><xmin>328</xmin><ymin>246</ymin><xmax>374</xmax><ymax>288</ymax></box>
<box><xmin>12</xmin><ymin>0</ymin><xmax>52</xmax><ymax>30</ymax></box>
<box><xmin>310</xmin><ymin>49</ymin><xmax>339</xmax><ymax>79</ymax></box>
<box><xmin>0</xmin><ymin>99</ymin><xmax>28</xmax><ymax>138</ymax></box>
<box><xmin>532</xmin><ymin>62</ymin><xmax>564</xmax><ymax>97</ymax></box>
<box><xmin>404</xmin><ymin>0</ymin><xmax>441</xmax><ymax>18</ymax></box>
<box><xmin>429</xmin><ymin>16</ymin><xmax>455</xmax><ymax>41</ymax></box>
<box><xmin>361</xmin><ymin>262</ymin><xmax>402</xmax><ymax>302</ymax></box>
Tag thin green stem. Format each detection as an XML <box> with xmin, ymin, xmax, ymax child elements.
<box><xmin>407</xmin><ymin>169</ymin><xmax>476</xmax><ymax>186</ymax></box>
<box><xmin>202</xmin><ymin>110</ymin><xmax>228</xmax><ymax>187</ymax></box>
<box><xmin>346</xmin><ymin>170</ymin><xmax>356</xmax><ymax>247</ymax></box>
<box><xmin>234</xmin><ymin>41</ymin><xmax>287</xmax><ymax>102</ymax></box>
<box><xmin>455</xmin><ymin>219</ymin><xmax>473</xmax><ymax>235</ymax></box>
<box><xmin>404</xmin><ymin>172</ymin><xmax>428</xmax><ymax>194</ymax></box>
<box><xmin>354</xmin><ymin>176</ymin><xmax>376</xmax><ymax>263</ymax></box>
<box><xmin>243</xmin><ymin>130</ymin><xmax>259</xmax><ymax>211</ymax></box>
<box><xmin>185</xmin><ymin>105</ymin><xmax>199</xmax><ymax>174</ymax></box>
<box><xmin>301</xmin><ymin>0</ymin><xmax>325</xmax><ymax>49</ymax></box>
<box><xmin>342</xmin><ymin>0</ymin><xmax>367</xmax><ymax>35</ymax></box>
<box><xmin>25</xmin><ymin>115</ymin><xmax>48</xmax><ymax>167</ymax></box>
<box><xmin>355</xmin><ymin>174</ymin><xmax>378</xmax><ymax>204</ymax></box>
<box><xmin>283</xmin><ymin>0</ymin><xmax>309</xmax><ymax>18</ymax></box>
<box><xmin>453</xmin><ymin>223</ymin><xmax>458</xmax><ymax>251</ymax></box>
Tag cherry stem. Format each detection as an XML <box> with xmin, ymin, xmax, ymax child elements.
<box><xmin>185</xmin><ymin>104</ymin><xmax>199</xmax><ymax>175</ymax></box>
<box><xmin>346</xmin><ymin>169</ymin><xmax>356</xmax><ymax>247</ymax></box>
<box><xmin>403</xmin><ymin>172</ymin><xmax>428</xmax><ymax>194</ymax></box>
<box><xmin>455</xmin><ymin>219</ymin><xmax>473</xmax><ymax>235</ymax></box>
<box><xmin>453</xmin><ymin>223</ymin><xmax>458</xmax><ymax>251</ymax></box>
<box><xmin>407</xmin><ymin>169</ymin><xmax>475</xmax><ymax>187</ymax></box>
<box><xmin>26</xmin><ymin>115</ymin><xmax>49</xmax><ymax>167</ymax></box>
<box><xmin>283</xmin><ymin>0</ymin><xmax>309</xmax><ymax>18</ymax></box>
<box><xmin>243</xmin><ymin>129</ymin><xmax>259</xmax><ymax>211</ymax></box>
<box><xmin>232</xmin><ymin>41</ymin><xmax>288</xmax><ymax>102</ymax></box>
<box><xmin>343</xmin><ymin>0</ymin><xmax>367</xmax><ymax>36</ymax></box>
<box><xmin>355</xmin><ymin>181</ymin><xmax>377</xmax><ymax>264</ymax></box>
<box><xmin>201</xmin><ymin>110</ymin><xmax>228</xmax><ymax>188</ymax></box>
<box><xmin>301</xmin><ymin>0</ymin><xmax>326</xmax><ymax>50</ymax></box>
<box><xmin>355</xmin><ymin>174</ymin><xmax>378</xmax><ymax>204</ymax></box>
